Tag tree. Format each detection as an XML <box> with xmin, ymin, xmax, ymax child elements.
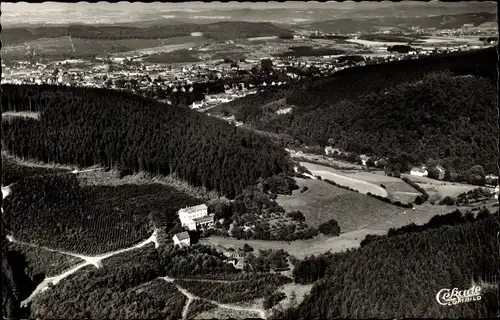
<box><xmin>318</xmin><ymin>219</ymin><xmax>341</xmax><ymax>236</ymax></box>
<box><xmin>243</xmin><ymin>244</ymin><xmax>254</xmax><ymax>253</ymax></box>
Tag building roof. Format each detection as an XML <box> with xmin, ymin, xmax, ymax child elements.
<box><xmin>411</xmin><ymin>167</ymin><xmax>427</xmax><ymax>173</ymax></box>
<box><xmin>178</xmin><ymin>204</ymin><xmax>208</xmax><ymax>214</ymax></box>
<box><xmin>174</xmin><ymin>232</ymin><xmax>190</xmax><ymax>241</ymax></box>
<box><xmin>193</xmin><ymin>215</ymin><xmax>214</xmax><ymax>223</ymax></box>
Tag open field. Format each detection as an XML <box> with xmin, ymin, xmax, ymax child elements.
<box><xmin>339</xmin><ymin>170</ymin><xmax>421</xmax><ymax>203</ymax></box>
<box><xmin>401</xmin><ymin>173</ymin><xmax>493</xmax><ymax>201</ymax></box>
<box><xmin>276</xmin><ymin>177</ymin><xmax>403</xmax><ymax>230</ymax></box>
<box><xmin>2</xmin><ymin>36</ymin><xmax>209</xmax><ymax>59</ymax></box>
<box><xmin>301</xmin><ymin>162</ymin><xmax>389</xmax><ymax>197</ymax></box>
<box><xmin>203</xmin><ymin>198</ymin><xmax>488</xmax><ymax>260</ymax></box>
<box><xmin>2</xmin><ymin>37</ymin><xmax>74</xmax><ymax>57</ymax></box>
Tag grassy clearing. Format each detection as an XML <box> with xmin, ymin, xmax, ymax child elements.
<box><xmin>8</xmin><ymin>242</ymin><xmax>84</xmax><ymax>277</ymax></box>
<box><xmin>3</xmin><ymin>36</ymin><xmax>208</xmax><ymax>58</ymax></box>
<box><xmin>401</xmin><ymin>174</ymin><xmax>488</xmax><ymax>201</ymax></box>
<box><xmin>301</xmin><ymin>162</ymin><xmax>389</xmax><ymax>197</ymax></box>
<box><xmin>277</xmin><ymin>178</ymin><xmax>401</xmax><ymax>232</ymax></box>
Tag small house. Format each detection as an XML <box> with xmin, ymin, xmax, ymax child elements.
<box><xmin>435</xmin><ymin>165</ymin><xmax>446</xmax><ymax>180</ymax></box>
<box><xmin>173</xmin><ymin>232</ymin><xmax>190</xmax><ymax>247</ymax></box>
<box><xmin>410</xmin><ymin>167</ymin><xmax>428</xmax><ymax>177</ymax></box>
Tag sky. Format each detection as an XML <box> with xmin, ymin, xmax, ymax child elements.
<box><xmin>1</xmin><ymin>1</ymin><xmax>495</xmax><ymax>25</ymax></box>
<box><xmin>2</xmin><ymin>1</ymin><xmax>487</xmax><ymax>12</ymax></box>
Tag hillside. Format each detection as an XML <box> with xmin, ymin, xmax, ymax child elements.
<box><xmin>1</xmin><ymin>84</ymin><xmax>293</xmax><ymax>199</ymax></box>
<box><xmin>277</xmin><ymin>213</ymin><xmax>499</xmax><ymax>319</ymax></box>
<box><xmin>1</xmin><ymin>22</ymin><xmax>292</xmax><ymax>45</ymax></box>
<box><xmin>217</xmin><ymin>48</ymin><xmax>498</xmax><ymax>173</ymax></box>
<box><xmin>298</xmin><ymin>12</ymin><xmax>497</xmax><ymax>33</ymax></box>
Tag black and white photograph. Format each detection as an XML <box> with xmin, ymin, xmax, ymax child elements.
<box><xmin>1</xmin><ymin>1</ymin><xmax>499</xmax><ymax>319</ymax></box>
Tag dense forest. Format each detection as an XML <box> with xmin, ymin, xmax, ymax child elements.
<box><xmin>286</xmin><ymin>212</ymin><xmax>499</xmax><ymax>318</ymax></box>
<box><xmin>218</xmin><ymin>48</ymin><xmax>498</xmax><ymax>173</ymax></box>
<box><xmin>1</xmin><ymin>22</ymin><xmax>293</xmax><ymax>45</ymax></box>
<box><xmin>2</xmin><ymin>171</ymin><xmax>203</xmax><ymax>254</ymax></box>
<box><xmin>1</xmin><ymin>84</ymin><xmax>293</xmax><ymax>199</ymax></box>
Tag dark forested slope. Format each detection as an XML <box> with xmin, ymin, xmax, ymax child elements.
<box><xmin>221</xmin><ymin>48</ymin><xmax>498</xmax><ymax>172</ymax></box>
<box><xmin>1</xmin><ymin>22</ymin><xmax>292</xmax><ymax>45</ymax></box>
<box><xmin>287</xmin><ymin>213</ymin><xmax>499</xmax><ymax>319</ymax></box>
<box><xmin>1</xmin><ymin>84</ymin><xmax>293</xmax><ymax>199</ymax></box>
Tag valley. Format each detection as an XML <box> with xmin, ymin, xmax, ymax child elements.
<box><xmin>2</xmin><ymin>2</ymin><xmax>499</xmax><ymax>320</ymax></box>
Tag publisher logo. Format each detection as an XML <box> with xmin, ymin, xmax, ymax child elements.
<box><xmin>436</xmin><ymin>286</ymin><xmax>482</xmax><ymax>306</ymax></box>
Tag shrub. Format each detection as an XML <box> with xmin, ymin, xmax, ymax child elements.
<box><xmin>318</xmin><ymin>219</ymin><xmax>341</xmax><ymax>236</ymax></box>
<box><xmin>439</xmin><ymin>196</ymin><xmax>456</xmax><ymax>206</ymax></box>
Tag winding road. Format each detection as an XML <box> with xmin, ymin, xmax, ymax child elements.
<box><xmin>163</xmin><ymin>276</ymin><xmax>266</xmax><ymax>319</ymax></box>
<box><xmin>17</xmin><ymin>229</ymin><xmax>159</xmax><ymax>307</ymax></box>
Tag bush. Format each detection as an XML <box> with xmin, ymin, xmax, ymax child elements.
<box><xmin>439</xmin><ymin>196</ymin><xmax>456</xmax><ymax>206</ymax></box>
<box><xmin>287</xmin><ymin>211</ymin><xmax>306</xmax><ymax>222</ymax></box>
<box><xmin>318</xmin><ymin>219</ymin><xmax>341</xmax><ymax>236</ymax></box>
<box><xmin>243</xmin><ymin>244</ymin><xmax>254</xmax><ymax>253</ymax></box>
<box><xmin>414</xmin><ymin>195</ymin><xmax>425</xmax><ymax>205</ymax></box>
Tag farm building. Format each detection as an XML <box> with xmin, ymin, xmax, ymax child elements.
<box><xmin>410</xmin><ymin>167</ymin><xmax>428</xmax><ymax>177</ymax></box>
<box><xmin>173</xmin><ymin>232</ymin><xmax>191</xmax><ymax>247</ymax></box>
<box><xmin>178</xmin><ymin>204</ymin><xmax>214</xmax><ymax>231</ymax></box>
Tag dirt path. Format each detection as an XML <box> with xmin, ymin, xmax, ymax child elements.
<box><xmin>16</xmin><ymin>229</ymin><xmax>159</xmax><ymax>307</ymax></box>
<box><xmin>163</xmin><ymin>277</ymin><xmax>266</xmax><ymax>320</ymax></box>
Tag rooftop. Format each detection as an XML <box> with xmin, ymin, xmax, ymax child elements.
<box><xmin>193</xmin><ymin>215</ymin><xmax>214</xmax><ymax>223</ymax></box>
<box><xmin>174</xmin><ymin>231</ymin><xmax>190</xmax><ymax>241</ymax></box>
<box><xmin>178</xmin><ymin>204</ymin><xmax>208</xmax><ymax>214</ymax></box>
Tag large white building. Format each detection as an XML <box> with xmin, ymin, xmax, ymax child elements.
<box><xmin>178</xmin><ymin>204</ymin><xmax>214</xmax><ymax>231</ymax></box>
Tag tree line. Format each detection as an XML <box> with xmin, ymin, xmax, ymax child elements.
<box><xmin>2</xmin><ymin>84</ymin><xmax>293</xmax><ymax>199</ymax></box>
<box><xmin>287</xmin><ymin>212</ymin><xmax>499</xmax><ymax>318</ymax></box>
<box><xmin>2</xmin><ymin>22</ymin><xmax>292</xmax><ymax>45</ymax></box>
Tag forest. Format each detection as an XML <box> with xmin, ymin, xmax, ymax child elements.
<box><xmin>1</xmin><ymin>84</ymin><xmax>293</xmax><ymax>199</ymax></box>
<box><xmin>2</xmin><ymin>170</ymin><xmax>202</xmax><ymax>254</ymax></box>
<box><xmin>287</xmin><ymin>212</ymin><xmax>499</xmax><ymax>318</ymax></box>
<box><xmin>220</xmin><ymin>48</ymin><xmax>497</xmax><ymax>173</ymax></box>
<box><xmin>1</xmin><ymin>22</ymin><xmax>292</xmax><ymax>45</ymax></box>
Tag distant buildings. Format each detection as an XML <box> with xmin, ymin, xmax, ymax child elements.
<box><xmin>178</xmin><ymin>204</ymin><xmax>214</xmax><ymax>231</ymax></box>
<box><xmin>173</xmin><ymin>231</ymin><xmax>191</xmax><ymax>247</ymax></box>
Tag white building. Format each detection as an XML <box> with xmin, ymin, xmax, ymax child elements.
<box><xmin>178</xmin><ymin>204</ymin><xmax>213</xmax><ymax>231</ymax></box>
<box><xmin>173</xmin><ymin>232</ymin><xmax>190</xmax><ymax>246</ymax></box>
<box><xmin>410</xmin><ymin>167</ymin><xmax>428</xmax><ymax>177</ymax></box>
<box><xmin>495</xmin><ymin>185</ymin><xmax>499</xmax><ymax>200</ymax></box>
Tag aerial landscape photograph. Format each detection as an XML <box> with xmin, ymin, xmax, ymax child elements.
<box><xmin>1</xmin><ymin>1</ymin><xmax>499</xmax><ymax>319</ymax></box>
